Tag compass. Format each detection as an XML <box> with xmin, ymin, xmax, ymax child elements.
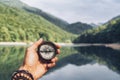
<box><xmin>38</xmin><ymin>42</ymin><xmax>57</xmax><ymax>62</ymax></box>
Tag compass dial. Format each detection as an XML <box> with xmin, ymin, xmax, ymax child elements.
<box><xmin>38</xmin><ymin>42</ymin><xmax>57</xmax><ymax>61</ymax></box>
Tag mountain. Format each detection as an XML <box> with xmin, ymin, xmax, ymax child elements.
<box><xmin>0</xmin><ymin>0</ymin><xmax>69</xmax><ymax>29</ymax></box>
<box><xmin>74</xmin><ymin>15</ymin><xmax>120</xmax><ymax>43</ymax></box>
<box><xmin>66</xmin><ymin>22</ymin><xmax>93</xmax><ymax>34</ymax></box>
<box><xmin>90</xmin><ymin>23</ymin><xmax>103</xmax><ymax>27</ymax></box>
<box><xmin>110</xmin><ymin>15</ymin><xmax>120</xmax><ymax>21</ymax></box>
<box><xmin>0</xmin><ymin>0</ymin><xmax>93</xmax><ymax>35</ymax></box>
<box><xmin>24</xmin><ymin>7</ymin><xmax>93</xmax><ymax>34</ymax></box>
<box><xmin>0</xmin><ymin>3</ymin><xmax>76</xmax><ymax>42</ymax></box>
<box><xmin>23</xmin><ymin>7</ymin><xmax>69</xmax><ymax>29</ymax></box>
<box><xmin>0</xmin><ymin>0</ymin><xmax>26</xmax><ymax>8</ymax></box>
<box><xmin>90</xmin><ymin>23</ymin><xmax>98</xmax><ymax>27</ymax></box>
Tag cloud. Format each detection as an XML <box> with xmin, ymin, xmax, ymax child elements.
<box><xmin>20</xmin><ymin>0</ymin><xmax>120</xmax><ymax>24</ymax></box>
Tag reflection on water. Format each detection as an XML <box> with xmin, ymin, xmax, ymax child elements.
<box><xmin>76</xmin><ymin>46</ymin><xmax>120</xmax><ymax>74</ymax></box>
<box><xmin>41</xmin><ymin>64</ymin><xmax>120</xmax><ymax>80</ymax></box>
<box><xmin>0</xmin><ymin>45</ymin><xmax>120</xmax><ymax>80</ymax></box>
<box><xmin>41</xmin><ymin>46</ymin><xmax>120</xmax><ymax>80</ymax></box>
<box><xmin>0</xmin><ymin>46</ymin><xmax>26</xmax><ymax>80</ymax></box>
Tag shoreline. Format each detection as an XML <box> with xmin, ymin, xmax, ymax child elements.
<box><xmin>0</xmin><ymin>42</ymin><xmax>32</xmax><ymax>46</ymax></box>
<box><xmin>0</xmin><ymin>42</ymin><xmax>107</xmax><ymax>46</ymax></box>
<box><xmin>0</xmin><ymin>42</ymin><xmax>120</xmax><ymax>50</ymax></box>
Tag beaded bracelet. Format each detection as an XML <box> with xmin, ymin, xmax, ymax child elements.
<box><xmin>11</xmin><ymin>70</ymin><xmax>34</xmax><ymax>80</ymax></box>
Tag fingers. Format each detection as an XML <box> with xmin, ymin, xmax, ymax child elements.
<box><xmin>51</xmin><ymin>57</ymin><xmax>58</xmax><ymax>62</ymax></box>
<box><xmin>30</xmin><ymin>38</ymin><xmax>43</xmax><ymax>49</ymax></box>
<box><xmin>46</xmin><ymin>57</ymin><xmax>58</xmax><ymax>69</ymax></box>
<box><xmin>55</xmin><ymin>43</ymin><xmax>61</xmax><ymax>49</ymax></box>
<box><xmin>55</xmin><ymin>43</ymin><xmax>61</xmax><ymax>54</ymax></box>
<box><xmin>47</xmin><ymin>63</ymin><xmax>56</xmax><ymax>68</ymax></box>
<box><xmin>57</xmin><ymin>49</ymin><xmax>60</xmax><ymax>54</ymax></box>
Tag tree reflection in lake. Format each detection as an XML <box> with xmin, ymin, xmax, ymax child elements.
<box><xmin>0</xmin><ymin>46</ymin><xmax>25</xmax><ymax>80</ymax></box>
<box><xmin>42</xmin><ymin>46</ymin><xmax>120</xmax><ymax>80</ymax></box>
<box><xmin>0</xmin><ymin>46</ymin><xmax>120</xmax><ymax>80</ymax></box>
<box><xmin>75</xmin><ymin>46</ymin><xmax>120</xmax><ymax>74</ymax></box>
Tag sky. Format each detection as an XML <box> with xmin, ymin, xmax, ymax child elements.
<box><xmin>20</xmin><ymin>0</ymin><xmax>120</xmax><ymax>24</ymax></box>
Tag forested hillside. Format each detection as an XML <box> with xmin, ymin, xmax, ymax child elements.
<box><xmin>67</xmin><ymin>22</ymin><xmax>93</xmax><ymax>34</ymax></box>
<box><xmin>74</xmin><ymin>15</ymin><xmax>120</xmax><ymax>43</ymax></box>
<box><xmin>0</xmin><ymin>0</ymin><xmax>69</xmax><ymax>29</ymax></box>
<box><xmin>1</xmin><ymin>0</ymin><xmax>119</xmax><ymax>43</ymax></box>
<box><xmin>0</xmin><ymin>3</ymin><xmax>76</xmax><ymax>42</ymax></box>
<box><xmin>0</xmin><ymin>0</ymin><xmax>93</xmax><ymax>35</ymax></box>
<box><xmin>24</xmin><ymin>7</ymin><xmax>69</xmax><ymax>29</ymax></box>
<box><xmin>24</xmin><ymin>7</ymin><xmax>93</xmax><ymax>34</ymax></box>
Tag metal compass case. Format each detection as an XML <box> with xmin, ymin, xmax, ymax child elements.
<box><xmin>37</xmin><ymin>42</ymin><xmax>57</xmax><ymax>62</ymax></box>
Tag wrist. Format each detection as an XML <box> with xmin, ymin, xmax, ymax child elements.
<box><xmin>19</xmin><ymin>65</ymin><xmax>38</xmax><ymax>80</ymax></box>
<box><xmin>11</xmin><ymin>70</ymin><xmax>34</xmax><ymax>80</ymax></box>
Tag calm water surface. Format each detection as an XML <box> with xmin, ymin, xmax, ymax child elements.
<box><xmin>40</xmin><ymin>46</ymin><xmax>120</xmax><ymax>80</ymax></box>
<box><xmin>0</xmin><ymin>45</ymin><xmax>120</xmax><ymax>80</ymax></box>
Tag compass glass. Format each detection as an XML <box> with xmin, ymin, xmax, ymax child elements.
<box><xmin>38</xmin><ymin>42</ymin><xmax>57</xmax><ymax>61</ymax></box>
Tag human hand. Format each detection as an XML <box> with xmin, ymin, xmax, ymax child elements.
<box><xmin>19</xmin><ymin>38</ymin><xmax>61</xmax><ymax>80</ymax></box>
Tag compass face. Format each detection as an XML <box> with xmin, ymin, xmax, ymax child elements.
<box><xmin>38</xmin><ymin>42</ymin><xmax>57</xmax><ymax>61</ymax></box>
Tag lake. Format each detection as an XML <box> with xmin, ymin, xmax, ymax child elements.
<box><xmin>0</xmin><ymin>45</ymin><xmax>120</xmax><ymax>80</ymax></box>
